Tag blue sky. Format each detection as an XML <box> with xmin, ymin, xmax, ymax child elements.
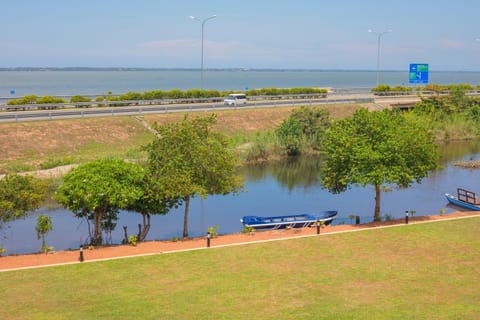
<box><xmin>1</xmin><ymin>0</ymin><xmax>479</xmax><ymax>70</ymax></box>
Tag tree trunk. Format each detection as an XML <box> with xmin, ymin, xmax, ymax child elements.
<box><xmin>183</xmin><ymin>195</ymin><xmax>190</xmax><ymax>238</ymax></box>
<box><xmin>137</xmin><ymin>213</ymin><xmax>151</xmax><ymax>242</ymax></box>
<box><xmin>41</xmin><ymin>235</ymin><xmax>46</xmax><ymax>253</ymax></box>
<box><xmin>122</xmin><ymin>226</ymin><xmax>129</xmax><ymax>244</ymax></box>
<box><xmin>374</xmin><ymin>184</ymin><xmax>381</xmax><ymax>222</ymax></box>
<box><xmin>92</xmin><ymin>208</ymin><xmax>105</xmax><ymax>246</ymax></box>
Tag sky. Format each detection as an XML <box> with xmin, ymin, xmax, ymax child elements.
<box><xmin>1</xmin><ymin>0</ymin><xmax>479</xmax><ymax>71</ymax></box>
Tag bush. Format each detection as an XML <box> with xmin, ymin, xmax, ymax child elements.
<box><xmin>128</xmin><ymin>235</ymin><xmax>137</xmax><ymax>246</ymax></box>
<box><xmin>246</xmin><ymin>87</ymin><xmax>327</xmax><ymax>96</ymax></box>
<box><xmin>276</xmin><ymin>117</ymin><xmax>304</xmax><ymax>156</ymax></box>
<box><xmin>289</xmin><ymin>107</ymin><xmax>331</xmax><ymax>150</ymax></box>
<box><xmin>6</xmin><ymin>94</ymin><xmax>38</xmax><ymax>105</ymax></box>
<box><xmin>207</xmin><ymin>225</ymin><xmax>219</xmax><ymax>237</ymax></box>
<box><xmin>70</xmin><ymin>95</ymin><xmax>91</xmax><ymax>103</ymax></box>
<box><xmin>242</xmin><ymin>226</ymin><xmax>256</xmax><ymax>234</ymax></box>
<box><xmin>37</xmin><ymin>96</ymin><xmax>66</xmax><ymax>104</ymax></box>
<box><xmin>119</xmin><ymin>92</ymin><xmax>144</xmax><ymax>101</ymax></box>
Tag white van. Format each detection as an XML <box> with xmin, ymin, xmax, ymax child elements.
<box><xmin>223</xmin><ymin>93</ymin><xmax>247</xmax><ymax>106</ymax></box>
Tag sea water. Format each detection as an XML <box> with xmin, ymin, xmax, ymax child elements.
<box><xmin>1</xmin><ymin>69</ymin><xmax>480</xmax><ymax>98</ymax></box>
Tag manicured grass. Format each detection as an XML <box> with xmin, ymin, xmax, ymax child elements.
<box><xmin>1</xmin><ymin>218</ymin><xmax>479</xmax><ymax>319</ymax></box>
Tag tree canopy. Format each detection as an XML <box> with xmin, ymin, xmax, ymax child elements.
<box><xmin>54</xmin><ymin>159</ymin><xmax>145</xmax><ymax>245</ymax></box>
<box><xmin>320</xmin><ymin>108</ymin><xmax>439</xmax><ymax>221</ymax></box>
<box><xmin>276</xmin><ymin>107</ymin><xmax>331</xmax><ymax>155</ymax></box>
<box><xmin>145</xmin><ymin>114</ymin><xmax>243</xmax><ymax>238</ymax></box>
<box><xmin>125</xmin><ymin>172</ymin><xmax>178</xmax><ymax>242</ymax></box>
<box><xmin>0</xmin><ymin>174</ymin><xmax>47</xmax><ymax>226</ymax></box>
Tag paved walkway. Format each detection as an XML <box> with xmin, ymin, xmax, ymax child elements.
<box><xmin>1</xmin><ymin>211</ymin><xmax>478</xmax><ymax>273</ymax></box>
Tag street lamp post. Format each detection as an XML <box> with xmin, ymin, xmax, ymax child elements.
<box><xmin>190</xmin><ymin>14</ymin><xmax>217</xmax><ymax>89</ymax></box>
<box><xmin>368</xmin><ymin>29</ymin><xmax>392</xmax><ymax>86</ymax></box>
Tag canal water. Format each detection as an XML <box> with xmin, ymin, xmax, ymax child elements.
<box><xmin>1</xmin><ymin>140</ymin><xmax>480</xmax><ymax>255</ymax></box>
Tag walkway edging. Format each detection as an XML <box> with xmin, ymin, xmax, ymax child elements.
<box><xmin>1</xmin><ymin>214</ymin><xmax>478</xmax><ymax>273</ymax></box>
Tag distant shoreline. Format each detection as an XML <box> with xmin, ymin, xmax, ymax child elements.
<box><xmin>1</xmin><ymin>67</ymin><xmax>479</xmax><ymax>73</ymax></box>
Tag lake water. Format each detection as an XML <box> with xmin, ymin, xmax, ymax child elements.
<box><xmin>1</xmin><ymin>70</ymin><xmax>480</xmax><ymax>98</ymax></box>
<box><xmin>2</xmin><ymin>140</ymin><xmax>480</xmax><ymax>255</ymax></box>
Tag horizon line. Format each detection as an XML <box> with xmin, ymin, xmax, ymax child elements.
<box><xmin>1</xmin><ymin>67</ymin><xmax>480</xmax><ymax>73</ymax></box>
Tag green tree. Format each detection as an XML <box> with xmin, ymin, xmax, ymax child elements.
<box><xmin>320</xmin><ymin>109</ymin><xmax>438</xmax><ymax>221</ymax></box>
<box><xmin>54</xmin><ymin>159</ymin><xmax>145</xmax><ymax>245</ymax></box>
<box><xmin>276</xmin><ymin>117</ymin><xmax>304</xmax><ymax>156</ymax></box>
<box><xmin>145</xmin><ymin>114</ymin><xmax>243</xmax><ymax>238</ymax></box>
<box><xmin>290</xmin><ymin>107</ymin><xmax>331</xmax><ymax>149</ymax></box>
<box><xmin>0</xmin><ymin>174</ymin><xmax>47</xmax><ymax>226</ymax></box>
<box><xmin>36</xmin><ymin>214</ymin><xmax>53</xmax><ymax>253</ymax></box>
<box><xmin>126</xmin><ymin>173</ymin><xmax>179</xmax><ymax>242</ymax></box>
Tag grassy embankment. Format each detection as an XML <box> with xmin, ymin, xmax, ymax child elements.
<box><xmin>1</xmin><ymin>218</ymin><xmax>479</xmax><ymax>319</ymax></box>
<box><xmin>0</xmin><ymin>104</ymin><xmax>362</xmax><ymax>174</ymax></box>
<box><xmin>1</xmin><ymin>100</ymin><xmax>479</xmax><ymax>175</ymax></box>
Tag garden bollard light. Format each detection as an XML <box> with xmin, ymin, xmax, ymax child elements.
<box><xmin>207</xmin><ymin>232</ymin><xmax>211</xmax><ymax>248</ymax></box>
<box><xmin>79</xmin><ymin>245</ymin><xmax>84</xmax><ymax>262</ymax></box>
<box><xmin>316</xmin><ymin>220</ymin><xmax>320</xmax><ymax>234</ymax></box>
<box><xmin>405</xmin><ymin>210</ymin><xmax>409</xmax><ymax>224</ymax></box>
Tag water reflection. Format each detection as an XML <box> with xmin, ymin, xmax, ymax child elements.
<box><xmin>2</xmin><ymin>140</ymin><xmax>480</xmax><ymax>255</ymax></box>
<box><xmin>437</xmin><ymin>139</ymin><xmax>480</xmax><ymax>163</ymax></box>
<box><xmin>241</xmin><ymin>156</ymin><xmax>323</xmax><ymax>192</ymax></box>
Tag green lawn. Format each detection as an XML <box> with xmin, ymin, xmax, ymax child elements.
<box><xmin>1</xmin><ymin>218</ymin><xmax>479</xmax><ymax>320</ymax></box>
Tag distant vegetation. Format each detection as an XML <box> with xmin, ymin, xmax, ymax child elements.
<box><xmin>408</xmin><ymin>85</ymin><xmax>480</xmax><ymax>140</ymax></box>
<box><xmin>372</xmin><ymin>83</ymin><xmax>478</xmax><ymax>95</ymax></box>
<box><xmin>6</xmin><ymin>87</ymin><xmax>328</xmax><ymax>107</ymax></box>
<box><xmin>6</xmin><ymin>94</ymin><xmax>66</xmax><ymax>105</ymax></box>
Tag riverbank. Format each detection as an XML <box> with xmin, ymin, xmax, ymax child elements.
<box><xmin>0</xmin><ymin>104</ymin><xmax>364</xmax><ymax>174</ymax></box>
<box><xmin>2</xmin><ymin>210</ymin><xmax>478</xmax><ymax>272</ymax></box>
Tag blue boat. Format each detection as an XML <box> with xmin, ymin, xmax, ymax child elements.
<box><xmin>445</xmin><ymin>188</ymin><xmax>480</xmax><ymax>211</ymax></box>
<box><xmin>241</xmin><ymin>210</ymin><xmax>338</xmax><ymax>230</ymax></box>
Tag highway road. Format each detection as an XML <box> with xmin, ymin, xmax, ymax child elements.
<box><xmin>0</xmin><ymin>95</ymin><xmax>379</xmax><ymax>123</ymax></box>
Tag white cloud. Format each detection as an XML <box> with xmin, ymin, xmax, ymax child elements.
<box><xmin>438</xmin><ymin>39</ymin><xmax>467</xmax><ymax>49</ymax></box>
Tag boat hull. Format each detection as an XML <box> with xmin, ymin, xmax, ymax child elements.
<box><xmin>445</xmin><ymin>193</ymin><xmax>480</xmax><ymax>211</ymax></box>
<box><xmin>241</xmin><ymin>211</ymin><xmax>338</xmax><ymax>230</ymax></box>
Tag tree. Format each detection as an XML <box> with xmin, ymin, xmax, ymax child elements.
<box><xmin>320</xmin><ymin>108</ymin><xmax>438</xmax><ymax>221</ymax></box>
<box><xmin>126</xmin><ymin>173</ymin><xmax>178</xmax><ymax>242</ymax></box>
<box><xmin>276</xmin><ymin>117</ymin><xmax>304</xmax><ymax>155</ymax></box>
<box><xmin>145</xmin><ymin>114</ymin><xmax>243</xmax><ymax>238</ymax></box>
<box><xmin>276</xmin><ymin>107</ymin><xmax>331</xmax><ymax>156</ymax></box>
<box><xmin>0</xmin><ymin>174</ymin><xmax>47</xmax><ymax>226</ymax></box>
<box><xmin>289</xmin><ymin>107</ymin><xmax>331</xmax><ymax>149</ymax></box>
<box><xmin>54</xmin><ymin>159</ymin><xmax>145</xmax><ymax>245</ymax></box>
<box><xmin>36</xmin><ymin>214</ymin><xmax>53</xmax><ymax>253</ymax></box>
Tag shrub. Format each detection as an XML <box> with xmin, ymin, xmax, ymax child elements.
<box><xmin>207</xmin><ymin>225</ymin><xmax>219</xmax><ymax>237</ymax></box>
<box><xmin>70</xmin><ymin>95</ymin><xmax>91</xmax><ymax>103</ymax></box>
<box><xmin>37</xmin><ymin>96</ymin><xmax>66</xmax><ymax>104</ymax></box>
<box><xmin>6</xmin><ymin>94</ymin><xmax>38</xmax><ymax>105</ymax></box>
<box><xmin>276</xmin><ymin>117</ymin><xmax>304</xmax><ymax>156</ymax></box>
<box><xmin>119</xmin><ymin>92</ymin><xmax>144</xmax><ymax>101</ymax></box>
<box><xmin>242</xmin><ymin>226</ymin><xmax>255</xmax><ymax>234</ymax></box>
<box><xmin>244</xmin><ymin>142</ymin><xmax>269</xmax><ymax>162</ymax></box>
<box><xmin>129</xmin><ymin>235</ymin><xmax>137</xmax><ymax>246</ymax></box>
<box><xmin>36</xmin><ymin>214</ymin><xmax>53</xmax><ymax>254</ymax></box>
